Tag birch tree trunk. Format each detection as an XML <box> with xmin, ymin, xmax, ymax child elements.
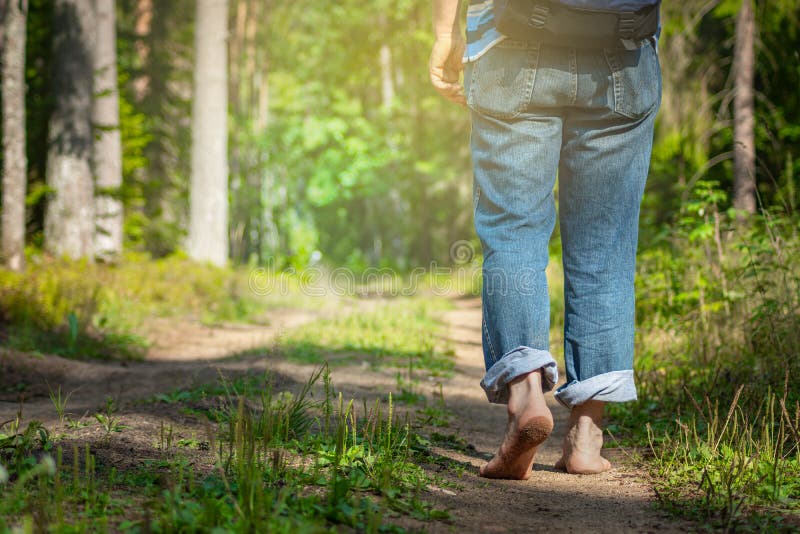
<box><xmin>733</xmin><ymin>0</ymin><xmax>756</xmax><ymax>214</ymax></box>
<box><xmin>188</xmin><ymin>0</ymin><xmax>229</xmax><ymax>266</ymax></box>
<box><xmin>45</xmin><ymin>0</ymin><xmax>96</xmax><ymax>259</ymax></box>
<box><xmin>2</xmin><ymin>0</ymin><xmax>28</xmax><ymax>271</ymax></box>
<box><xmin>93</xmin><ymin>0</ymin><xmax>123</xmax><ymax>260</ymax></box>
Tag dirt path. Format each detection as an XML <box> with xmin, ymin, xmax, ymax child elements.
<box><xmin>0</xmin><ymin>300</ymin><xmax>695</xmax><ymax>533</ymax></box>
<box><xmin>0</xmin><ymin>309</ymin><xmax>319</xmax><ymax>422</ymax></box>
<box><xmin>415</xmin><ymin>298</ymin><xmax>694</xmax><ymax>533</ymax></box>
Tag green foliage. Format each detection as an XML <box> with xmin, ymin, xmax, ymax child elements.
<box><xmin>47</xmin><ymin>385</ymin><xmax>74</xmax><ymax>425</ymax></box>
<box><xmin>0</xmin><ymin>418</ymin><xmax>52</xmax><ymax>476</ymax></box>
<box><xmin>0</xmin><ymin>255</ymin><xmax>310</xmax><ymax>360</ymax></box>
<box><xmin>609</xmin><ymin>180</ymin><xmax>800</xmax><ymax>526</ymax></box>
<box><xmin>642</xmin><ymin>1</ymin><xmax>800</xmax><ymax>243</ymax></box>
<box><xmin>94</xmin><ymin>397</ymin><xmax>127</xmax><ymax>437</ymax></box>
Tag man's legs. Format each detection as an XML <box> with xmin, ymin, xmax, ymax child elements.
<box><xmin>470</xmin><ymin>106</ymin><xmax>562</xmax><ymax>477</ymax></box>
<box><xmin>468</xmin><ymin>39</ymin><xmax>659</xmax><ymax>477</ymax></box>
<box><xmin>472</xmin><ymin>107</ymin><xmax>562</xmax><ymax>405</ymax></box>
<box><xmin>554</xmin><ymin>42</ymin><xmax>661</xmax><ymax>471</ymax></box>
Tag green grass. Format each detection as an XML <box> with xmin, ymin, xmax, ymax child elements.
<box><xmin>0</xmin><ymin>366</ymin><xmax>450</xmax><ymax>532</ymax></box>
<box><xmin>647</xmin><ymin>389</ymin><xmax>800</xmax><ymax>531</ymax></box>
<box><xmin>276</xmin><ymin>297</ymin><xmax>456</xmax><ymax>376</ymax></box>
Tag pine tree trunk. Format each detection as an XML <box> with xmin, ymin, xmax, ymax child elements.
<box><xmin>188</xmin><ymin>0</ymin><xmax>229</xmax><ymax>266</ymax></box>
<box><xmin>93</xmin><ymin>0</ymin><xmax>123</xmax><ymax>260</ymax></box>
<box><xmin>2</xmin><ymin>0</ymin><xmax>28</xmax><ymax>271</ymax></box>
<box><xmin>733</xmin><ymin>0</ymin><xmax>756</xmax><ymax>214</ymax></box>
<box><xmin>45</xmin><ymin>0</ymin><xmax>96</xmax><ymax>259</ymax></box>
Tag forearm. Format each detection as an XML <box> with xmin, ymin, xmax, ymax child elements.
<box><xmin>433</xmin><ymin>0</ymin><xmax>462</xmax><ymax>39</ymax></box>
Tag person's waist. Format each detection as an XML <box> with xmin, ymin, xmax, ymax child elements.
<box><xmin>494</xmin><ymin>0</ymin><xmax>660</xmax><ymax>49</ymax></box>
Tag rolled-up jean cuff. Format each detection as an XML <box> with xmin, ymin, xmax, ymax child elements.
<box><xmin>480</xmin><ymin>346</ymin><xmax>559</xmax><ymax>404</ymax></box>
<box><xmin>554</xmin><ymin>370</ymin><xmax>637</xmax><ymax>409</ymax></box>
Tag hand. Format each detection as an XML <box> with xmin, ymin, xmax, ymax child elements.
<box><xmin>429</xmin><ymin>35</ymin><xmax>467</xmax><ymax>106</ymax></box>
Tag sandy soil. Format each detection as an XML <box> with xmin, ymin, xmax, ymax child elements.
<box><xmin>0</xmin><ymin>300</ymin><xmax>696</xmax><ymax>533</ymax></box>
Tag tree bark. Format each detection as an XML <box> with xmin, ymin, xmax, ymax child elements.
<box><xmin>2</xmin><ymin>0</ymin><xmax>28</xmax><ymax>271</ymax></box>
<box><xmin>45</xmin><ymin>0</ymin><xmax>96</xmax><ymax>259</ymax></box>
<box><xmin>733</xmin><ymin>0</ymin><xmax>756</xmax><ymax>214</ymax></box>
<box><xmin>93</xmin><ymin>0</ymin><xmax>123</xmax><ymax>260</ymax></box>
<box><xmin>188</xmin><ymin>0</ymin><xmax>229</xmax><ymax>266</ymax></box>
<box><xmin>133</xmin><ymin>0</ymin><xmax>152</xmax><ymax>101</ymax></box>
<box><xmin>0</xmin><ymin>1</ymin><xmax>7</xmax><ymax>63</ymax></box>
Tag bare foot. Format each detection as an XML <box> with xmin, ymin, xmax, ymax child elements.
<box><xmin>480</xmin><ymin>371</ymin><xmax>554</xmax><ymax>480</ymax></box>
<box><xmin>555</xmin><ymin>400</ymin><xmax>612</xmax><ymax>474</ymax></box>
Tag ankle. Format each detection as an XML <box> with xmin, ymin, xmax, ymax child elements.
<box><xmin>507</xmin><ymin>371</ymin><xmax>542</xmax><ymax>407</ymax></box>
<box><xmin>573</xmin><ymin>413</ymin><xmax>602</xmax><ymax>433</ymax></box>
<box><xmin>510</xmin><ymin>369</ymin><xmax>542</xmax><ymax>388</ymax></box>
<box><xmin>569</xmin><ymin>400</ymin><xmax>605</xmax><ymax>426</ymax></box>
<box><xmin>567</xmin><ymin>416</ymin><xmax>603</xmax><ymax>444</ymax></box>
<box><xmin>507</xmin><ymin>372</ymin><xmax>553</xmax><ymax>423</ymax></box>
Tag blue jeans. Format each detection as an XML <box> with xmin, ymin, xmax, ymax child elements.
<box><xmin>465</xmin><ymin>38</ymin><xmax>661</xmax><ymax>408</ymax></box>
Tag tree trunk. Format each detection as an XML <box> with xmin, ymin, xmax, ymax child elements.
<box><xmin>188</xmin><ymin>0</ymin><xmax>229</xmax><ymax>266</ymax></box>
<box><xmin>44</xmin><ymin>0</ymin><xmax>96</xmax><ymax>259</ymax></box>
<box><xmin>0</xmin><ymin>1</ymin><xmax>7</xmax><ymax>55</ymax></box>
<box><xmin>379</xmin><ymin>44</ymin><xmax>394</xmax><ymax>112</ymax></box>
<box><xmin>733</xmin><ymin>0</ymin><xmax>756</xmax><ymax>214</ymax></box>
<box><xmin>133</xmin><ymin>0</ymin><xmax>152</xmax><ymax>101</ymax></box>
<box><xmin>93</xmin><ymin>0</ymin><xmax>123</xmax><ymax>260</ymax></box>
<box><xmin>2</xmin><ymin>0</ymin><xmax>28</xmax><ymax>271</ymax></box>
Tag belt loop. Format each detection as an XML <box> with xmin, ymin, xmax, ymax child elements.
<box><xmin>528</xmin><ymin>4</ymin><xmax>549</xmax><ymax>29</ymax></box>
<box><xmin>618</xmin><ymin>12</ymin><xmax>635</xmax><ymax>40</ymax></box>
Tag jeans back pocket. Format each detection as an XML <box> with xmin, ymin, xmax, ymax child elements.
<box><xmin>604</xmin><ymin>39</ymin><xmax>661</xmax><ymax>120</ymax></box>
<box><xmin>466</xmin><ymin>41</ymin><xmax>541</xmax><ymax>120</ymax></box>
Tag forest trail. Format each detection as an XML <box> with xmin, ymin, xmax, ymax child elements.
<box><xmin>421</xmin><ymin>299</ymin><xmax>694</xmax><ymax>533</ymax></box>
<box><xmin>0</xmin><ymin>300</ymin><xmax>694</xmax><ymax>532</ymax></box>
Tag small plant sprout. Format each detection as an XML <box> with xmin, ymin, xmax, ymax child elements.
<box><xmin>0</xmin><ymin>464</ymin><xmax>8</xmax><ymax>484</ymax></box>
<box><xmin>47</xmin><ymin>384</ymin><xmax>75</xmax><ymax>425</ymax></box>
<box><xmin>94</xmin><ymin>397</ymin><xmax>127</xmax><ymax>436</ymax></box>
<box><xmin>66</xmin><ymin>417</ymin><xmax>90</xmax><ymax>429</ymax></box>
<box><xmin>159</xmin><ymin>421</ymin><xmax>175</xmax><ymax>452</ymax></box>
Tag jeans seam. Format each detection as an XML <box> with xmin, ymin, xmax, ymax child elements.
<box><xmin>467</xmin><ymin>58</ymin><xmax>478</xmax><ymax>109</ymax></box>
<box><xmin>522</xmin><ymin>43</ymin><xmax>541</xmax><ymax>113</ymax></box>
<box><xmin>603</xmin><ymin>48</ymin><xmax>623</xmax><ymax>117</ymax></box>
<box><xmin>482</xmin><ymin>307</ymin><xmax>498</xmax><ymax>364</ymax></box>
<box><xmin>568</xmin><ymin>47</ymin><xmax>578</xmax><ymax>105</ymax></box>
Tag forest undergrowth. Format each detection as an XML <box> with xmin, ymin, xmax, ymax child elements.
<box><xmin>0</xmin><ymin>365</ymin><xmax>454</xmax><ymax>532</ymax></box>
<box><xmin>606</xmin><ymin>182</ymin><xmax>800</xmax><ymax>531</ymax></box>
